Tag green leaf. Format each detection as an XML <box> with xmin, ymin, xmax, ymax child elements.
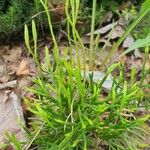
<box><xmin>107</xmin><ymin>63</ymin><xmax>120</xmax><ymax>74</ymax></box>
<box><xmin>82</xmin><ymin>115</ymin><xmax>93</xmax><ymax>126</ymax></box>
<box><xmin>54</xmin><ymin>119</ymin><xmax>65</xmax><ymax>124</ymax></box>
<box><xmin>78</xmin><ymin>108</ymin><xmax>86</xmax><ymax>129</ymax></box>
<box><xmin>140</xmin><ymin>0</ymin><xmax>150</xmax><ymax>14</ymax></box>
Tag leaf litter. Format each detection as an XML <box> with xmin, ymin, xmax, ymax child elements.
<box><xmin>0</xmin><ymin>45</ymin><xmax>36</xmax><ymax>145</ymax></box>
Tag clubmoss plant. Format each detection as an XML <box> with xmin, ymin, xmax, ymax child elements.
<box><xmin>6</xmin><ymin>0</ymin><xmax>150</xmax><ymax>149</ymax></box>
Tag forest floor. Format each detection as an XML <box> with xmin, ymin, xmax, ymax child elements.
<box><xmin>0</xmin><ymin>1</ymin><xmax>150</xmax><ymax>149</ymax></box>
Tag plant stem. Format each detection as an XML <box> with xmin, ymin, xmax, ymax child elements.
<box><xmin>89</xmin><ymin>0</ymin><xmax>97</xmax><ymax>70</ymax></box>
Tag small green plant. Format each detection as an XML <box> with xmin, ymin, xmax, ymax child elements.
<box><xmin>6</xmin><ymin>0</ymin><xmax>150</xmax><ymax>149</ymax></box>
<box><xmin>23</xmin><ymin>59</ymin><xmax>149</xmax><ymax>150</ymax></box>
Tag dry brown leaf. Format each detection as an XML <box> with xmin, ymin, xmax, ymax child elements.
<box><xmin>0</xmin><ymin>80</ymin><xmax>17</xmax><ymax>90</ymax></box>
<box><xmin>7</xmin><ymin>63</ymin><xmax>18</xmax><ymax>75</ymax></box>
<box><xmin>123</xmin><ymin>35</ymin><xmax>134</xmax><ymax>48</ymax></box>
<box><xmin>134</xmin><ymin>49</ymin><xmax>142</xmax><ymax>58</ymax></box>
<box><xmin>86</xmin><ymin>22</ymin><xmax>118</xmax><ymax>36</ymax></box>
<box><xmin>109</xmin><ymin>25</ymin><xmax>125</xmax><ymax>39</ymax></box>
<box><xmin>16</xmin><ymin>59</ymin><xmax>29</xmax><ymax>76</ymax></box>
<box><xmin>51</xmin><ymin>3</ymin><xmax>65</xmax><ymax>22</ymax></box>
<box><xmin>17</xmin><ymin>76</ymin><xmax>33</xmax><ymax>97</ymax></box>
<box><xmin>0</xmin><ymin>75</ymin><xmax>10</xmax><ymax>83</ymax></box>
<box><xmin>3</xmin><ymin>46</ymin><xmax>22</xmax><ymax>63</ymax></box>
<box><xmin>127</xmin><ymin>56</ymin><xmax>142</xmax><ymax>72</ymax></box>
<box><xmin>27</xmin><ymin>58</ymin><xmax>37</xmax><ymax>76</ymax></box>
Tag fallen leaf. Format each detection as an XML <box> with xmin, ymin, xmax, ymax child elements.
<box><xmin>134</xmin><ymin>49</ymin><xmax>142</xmax><ymax>58</ymax></box>
<box><xmin>51</xmin><ymin>3</ymin><xmax>65</xmax><ymax>22</ymax></box>
<box><xmin>95</xmin><ymin>47</ymin><xmax>119</xmax><ymax>66</ymax></box>
<box><xmin>0</xmin><ymin>75</ymin><xmax>10</xmax><ymax>83</ymax></box>
<box><xmin>27</xmin><ymin>58</ymin><xmax>37</xmax><ymax>76</ymax></box>
<box><xmin>127</xmin><ymin>56</ymin><xmax>142</xmax><ymax>72</ymax></box>
<box><xmin>99</xmin><ymin>39</ymin><xmax>112</xmax><ymax>47</ymax></box>
<box><xmin>3</xmin><ymin>46</ymin><xmax>22</xmax><ymax>63</ymax></box>
<box><xmin>120</xmin><ymin>35</ymin><xmax>150</xmax><ymax>58</ymax></box>
<box><xmin>123</xmin><ymin>35</ymin><xmax>134</xmax><ymax>48</ymax></box>
<box><xmin>17</xmin><ymin>76</ymin><xmax>33</xmax><ymax>97</ymax></box>
<box><xmin>109</xmin><ymin>25</ymin><xmax>125</xmax><ymax>39</ymax></box>
<box><xmin>7</xmin><ymin>63</ymin><xmax>18</xmax><ymax>75</ymax></box>
<box><xmin>16</xmin><ymin>59</ymin><xmax>29</xmax><ymax>76</ymax></box>
<box><xmin>0</xmin><ymin>80</ymin><xmax>17</xmax><ymax>90</ymax></box>
<box><xmin>86</xmin><ymin>22</ymin><xmax>118</xmax><ymax>36</ymax></box>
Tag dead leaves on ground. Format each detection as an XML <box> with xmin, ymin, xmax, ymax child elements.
<box><xmin>0</xmin><ymin>45</ymin><xmax>38</xmax><ymax>145</ymax></box>
<box><xmin>0</xmin><ymin>46</ymin><xmax>37</xmax><ymax>113</ymax></box>
<box><xmin>0</xmin><ymin>45</ymin><xmax>37</xmax><ymax>81</ymax></box>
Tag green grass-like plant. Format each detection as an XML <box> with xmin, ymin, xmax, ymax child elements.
<box><xmin>6</xmin><ymin>0</ymin><xmax>150</xmax><ymax>149</ymax></box>
<box><xmin>23</xmin><ymin>61</ymin><xmax>149</xmax><ymax>150</ymax></box>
